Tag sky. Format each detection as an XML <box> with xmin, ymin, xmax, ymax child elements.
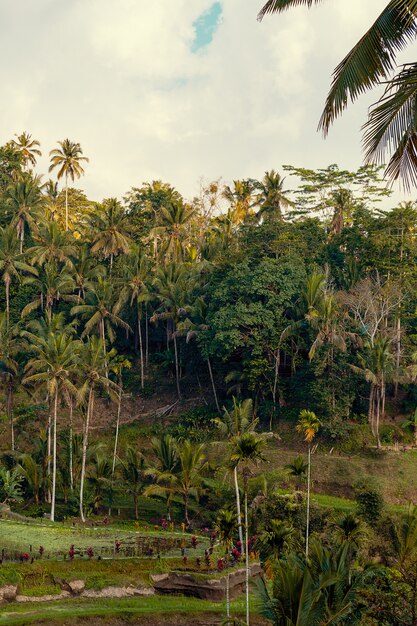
<box><xmin>0</xmin><ymin>0</ymin><xmax>412</xmax><ymax>204</ymax></box>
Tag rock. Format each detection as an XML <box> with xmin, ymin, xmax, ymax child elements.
<box><xmin>15</xmin><ymin>591</ymin><xmax>71</xmax><ymax>602</ymax></box>
<box><xmin>68</xmin><ymin>579</ymin><xmax>85</xmax><ymax>595</ymax></box>
<box><xmin>151</xmin><ymin>564</ymin><xmax>263</xmax><ymax>602</ymax></box>
<box><xmin>82</xmin><ymin>586</ymin><xmax>154</xmax><ymax>598</ymax></box>
<box><xmin>0</xmin><ymin>585</ymin><xmax>17</xmax><ymax>603</ymax></box>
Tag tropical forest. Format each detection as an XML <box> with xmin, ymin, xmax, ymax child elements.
<box><xmin>2</xmin><ymin>1</ymin><xmax>417</xmax><ymax>625</ymax></box>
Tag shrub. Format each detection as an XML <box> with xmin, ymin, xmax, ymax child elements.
<box><xmin>353</xmin><ymin>478</ymin><xmax>384</xmax><ymax>524</ymax></box>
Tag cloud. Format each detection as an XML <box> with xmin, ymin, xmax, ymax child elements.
<box><xmin>0</xmin><ymin>0</ymin><xmax>410</xmax><ymax>204</ymax></box>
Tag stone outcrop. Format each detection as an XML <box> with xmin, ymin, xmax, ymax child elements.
<box><xmin>82</xmin><ymin>585</ymin><xmax>154</xmax><ymax>598</ymax></box>
<box><xmin>0</xmin><ymin>585</ymin><xmax>18</xmax><ymax>603</ymax></box>
<box><xmin>151</xmin><ymin>564</ymin><xmax>263</xmax><ymax>601</ymax></box>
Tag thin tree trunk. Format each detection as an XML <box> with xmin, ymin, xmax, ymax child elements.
<box><xmin>173</xmin><ymin>332</ymin><xmax>181</xmax><ymax>400</ymax></box>
<box><xmin>234</xmin><ymin>466</ymin><xmax>244</xmax><ymax>546</ymax></box>
<box><xmin>65</xmin><ymin>172</ymin><xmax>68</xmax><ymax>232</ymax></box>
<box><xmin>47</xmin><ymin>404</ymin><xmax>51</xmax><ymax>503</ymax></box>
<box><xmin>100</xmin><ymin>319</ymin><xmax>108</xmax><ymax>379</ymax></box>
<box><xmin>395</xmin><ymin>315</ymin><xmax>401</xmax><ymax>398</ymax></box>
<box><xmin>138</xmin><ymin>304</ymin><xmax>144</xmax><ymax>389</ymax></box>
<box><xmin>207</xmin><ymin>358</ymin><xmax>220</xmax><ymax>412</ymax></box>
<box><xmin>375</xmin><ymin>386</ymin><xmax>381</xmax><ymax>449</ymax></box>
<box><xmin>145</xmin><ymin>311</ymin><xmax>149</xmax><ymax>368</ymax></box>
<box><xmin>111</xmin><ymin>386</ymin><xmax>122</xmax><ymax>479</ymax></box>
<box><xmin>50</xmin><ymin>391</ymin><xmax>58</xmax><ymax>522</ymax></box>
<box><xmin>226</xmin><ymin>573</ymin><xmax>230</xmax><ymax>618</ymax></box>
<box><xmin>306</xmin><ymin>444</ymin><xmax>311</xmax><ymax>558</ymax></box>
<box><xmin>69</xmin><ymin>401</ymin><xmax>74</xmax><ymax>492</ymax></box>
<box><xmin>7</xmin><ymin>384</ymin><xmax>14</xmax><ymax>452</ymax></box>
<box><xmin>19</xmin><ymin>224</ymin><xmax>24</xmax><ymax>254</ymax></box>
<box><xmin>245</xmin><ymin>487</ymin><xmax>250</xmax><ymax>626</ymax></box>
<box><xmin>80</xmin><ymin>388</ymin><xmax>93</xmax><ymax>522</ymax></box>
<box><xmin>134</xmin><ymin>494</ymin><xmax>139</xmax><ymax>521</ymax></box>
<box><xmin>184</xmin><ymin>494</ymin><xmax>189</xmax><ymax>527</ymax></box>
<box><xmin>5</xmin><ymin>279</ymin><xmax>10</xmax><ymax>332</ymax></box>
<box><xmin>368</xmin><ymin>384</ymin><xmax>375</xmax><ymax>438</ymax></box>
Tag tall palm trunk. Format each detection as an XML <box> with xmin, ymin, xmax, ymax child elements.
<box><xmin>19</xmin><ymin>224</ymin><xmax>24</xmax><ymax>254</ymax></box>
<box><xmin>306</xmin><ymin>444</ymin><xmax>311</xmax><ymax>558</ymax></box>
<box><xmin>50</xmin><ymin>391</ymin><xmax>58</xmax><ymax>522</ymax></box>
<box><xmin>244</xmin><ymin>483</ymin><xmax>250</xmax><ymax>626</ymax></box>
<box><xmin>226</xmin><ymin>573</ymin><xmax>230</xmax><ymax>619</ymax></box>
<box><xmin>138</xmin><ymin>303</ymin><xmax>144</xmax><ymax>389</ymax></box>
<box><xmin>145</xmin><ymin>310</ymin><xmax>149</xmax><ymax>368</ymax></box>
<box><xmin>7</xmin><ymin>383</ymin><xmax>14</xmax><ymax>452</ymax></box>
<box><xmin>173</xmin><ymin>332</ymin><xmax>181</xmax><ymax>400</ymax></box>
<box><xmin>47</xmin><ymin>401</ymin><xmax>52</xmax><ymax>503</ymax></box>
<box><xmin>65</xmin><ymin>171</ymin><xmax>69</xmax><ymax>232</ymax></box>
<box><xmin>80</xmin><ymin>388</ymin><xmax>93</xmax><ymax>522</ymax></box>
<box><xmin>207</xmin><ymin>358</ymin><xmax>220</xmax><ymax>412</ymax></box>
<box><xmin>100</xmin><ymin>319</ymin><xmax>108</xmax><ymax>379</ymax></box>
<box><xmin>110</xmin><ymin>384</ymin><xmax>122</xmax><ymax>516</ymax></box>
<box><xmin>234</xmin><ymin>466</ymin><xmax>244</xmax><ymax>546</ymax></box>
<box><xmin>69</xmin><ymin>401</ymin><xmax>74</xmax><ymax>492</ymax></box>
<box><xmin>5</xmin><ymin>278</ymin><xmax>10</xmax><ymax>332</ymax></box>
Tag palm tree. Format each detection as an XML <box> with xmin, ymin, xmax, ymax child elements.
<box><xmin>258</xmin><ymin>1</ymin><xmax>417</xmax><ymax>189</ymax></box>
<box><xmin>0</xmin><ymin>314</ymin><xmax>21</xmax><ymax>451</ymax></box>
<box><xmin>11</xmin><ymin>132</ymin><xmax>41</xmax><ymax>170</ymax></box>
<box><xmin>145</xmin><ymin>434</ymin><xmax>179</xmax><ymax>520</ymax></box>
<box><xmin>120</xmin><ymin>446</ymin><xmax>146</xmax><ymax>521</ymax></box>
<box><xmin>71</xmin><ymin>277</ymin><xmax>131</xmax><ymax>376</ymax></box>
<box><xmin>72</xmin><ymin>244</ymin><xmax>105</xmax><ymax>300</ymax></box>
<box><xmin>49</xmin><ymin>139</ymin><xmax>89</xmax><ymax>231</ymax></box>
<box><xmin>216</xmin><ymin>508</ymin><xmax>238</xmax><ymax>619</ymax></box>
<box><xmin>255</xmin><ymin>170</ymin><xmax>293</xmax><ymax>222</ymax></box>
<box><xmin>116</xmin><ymin>247</ymin><xmax>151</xmax><ymax>388</ymax></box>
<box><xmin>222</xmin><ymin>179</ymin><xmax>256</xmax><ymax>225</ymax></box>
<box><xmin>6</xmin><ymin>174</ymin><xmax>44</xmax><ymax>252</ymax></box>
<box><xmin>152</xmin><ymin>263</ymin><xmax>196</xmax><ymax>399</ymax></box>
<box><xmin>176</xmin><ymin>296</ymin><xmax>221</xmax><ymax>411</ymax></box>
<box><xmin>23</xmin><ymin>328</ymin><xmax>80</xmax><ymax>521</ymax></box>
<box><xmin>257</xmin><ymin>519</ymin><xmax>298</xmax><ymax>576</ymax></box>
<box><xmin>296</xmin><ymin>409</ymin><xmax>321</xmax><ymax>557</ymax></box>
<box><xmin>0</xmin><ymin>225</ymin><xmax>37</xmax><ymax>329</ymax></box>
<box><xmin>18</xmin><ymin>453</ymin><xmax>42</xmax><ymax>505</ymax></box>
<box><xmin>28</xmin><ymin>221</ymin><xmax>77</xmax><ymax>268</ymax></box>
<box><xmin>285</xmin><ymin>456</ymin><xmax>308</xmax><ymax>491</ymax></box>
<box><xmin>351</xmin><ymin>336</ymin><xmax>395</xmax><ymax>448</ymax></box>
<box><xmin>258</xmin><ymin>539</ymin><xmax>373</xmax><ymax>626</ymax></box>
<box><xmin>22</xmin><ymin>261</ymin><xmax>79</xmax><ymax>322</ymax></box>
<box><xmin>87</xmin><ymin>451</ymin><xmax>112</xmax><ymax>513</ymax></box>
<box><xmin>89</xmin><ymin>198</ymin><xmax>131</xmax><ymax>271</ymax></box>
<box><xmin>110</xmin><ymin>356</ymin><xmax>131</xmax><ymax>492</ymax></box>
<box><xmin>145</xmin><ymin>439</ymin><xmax>206</xmax><ymax>527</ymax></box>
<box><xmin>229</xmin><ymin>431</ymin><xmax>266</xmax><ymax>626</ymax></box>
<box><xmin>150</xmin><ymin>200</ymin><xmax>195</xmax><ymax>263</ymax></box>
<box><xmin>77</xmin><ymin>336</ymin><xmax>119</xmax><ymax>522</ymax></box>
<box><xmin>214</xmin><ymin>398</ymin><xmax>258</xmax><ymax>548</ymax></box>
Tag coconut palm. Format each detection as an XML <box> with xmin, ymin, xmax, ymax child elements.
<box><xmin>72</xmin><ymin>244</ymin><xmax>105</xmax><ymax>300</ymax></box>
<box><xmin>49</xmin><ymin>139</ymin><xmax>89</xmax><ymax>231</ymax></box>
<box><xmin>110</xmin><ymin>356</ymin><xmax>131</xmax><ymax>491</ymax></box>
<box><xmin>6</xmin><ymin>174</ymin><xmax>44</xmax><ymax>252</ymax></box>
<box><xmin>120</xmin><ymin>446</ymin><xmax>146</xmax><ymax>521</ymax></box>
<box><xmin>0</xmin><ymin>225</ymin><xmax>37</xmax><ymax>329</ymax></box>
<box><xmin>87</xmin><ymin>451</ymin><xmax>112</xmax><ymax>513</ymax></box>
<box><xmin>229</xmin><ymin>431</ymin><xmax>266</xmax><ymax>626</ymax></box>
<box><xmin>214</xmin><ymin>397</ymin><xmax>258</xmax><ymax>548</ymax></box>
<box><xmin>176</xmin><ymin>296</ymin><xmax>221</xmax><ymax>411</ymax></box>
<box><xmin>255</xmin><ymin>170</ymin><xmax>293</xmax><ymax>222</ymax></box>
<box><xmin>296</xmin><ymin>409</ymin><xmax>321</xmax><ymax>557</ymax></box>
<box><xmin>28</xmin><ymin>221</ymin><xmax>77</xmax><ymax>268</ymax></box>
<box><xmin>22</xmin><ymin>261</ymin><xmax>79</xmax><ymax>322</ymax></box>
<box><xmin>151</xmin><ymin>263</ymin><xmax>196</xmax><ymax>399</ymax></box>
<box><xmin>0</xmin><ymin>314</ymin><xmax>21</xmax><ymax>451</ymax></box>
<box><xmin>71</xmin><ymin>277</ymin><xmax>131</xmax><ymax>376</ymax></box>
<box><xmin>89</xmin><ymin>198</ymin><xmax>131</xmax><ymax>271</ymax></box>
<box><xmin>150</xmin><ymin>199</ymin><xmax>196</xmax><ymax>263</ymax></box>
<box><xmin>18</xmin><ymin>453</ymin><xmax>42</xmax><ymax>505</ymax></box>
<box><xmin>222</xmin><ymin>179</ymin><xmax>256</xmax><ymax>225</ymax></box>
<box><xmin>258</xmin><ymin>1</ymin><xmax>417</xmax><ymax>189</ymax></box>
<box><xmin>115</xmin><ymin>247</ymin><xmax>151</xmax><ymax>388</ymax></box>
<box><xmin>145</xmin><ymin>439</ymin><xmax>206</xmax><ymax>527</ymax></box>
<box><xmin>77</xmin><ymin>336</ymin><xmax>119</xmax><ymax>522</ymax></box>
<box><xmin>23</xmin><ymin>328</ymin><xmax>80</xmax><ymax>521</ymax></box>
<box><xmin>11</xmin><ymin>132</ymin><xmax>41</xmax><ymax>170</ymax></box>
<box><xmin>351</xmin><ymin>336</ymin><xmax>395</xmax><ymax>448</ymax></box>
<box><xmin>145</xmin><ymin>434</ymin><xmax>179</xmax><ymax>521</ymax></box>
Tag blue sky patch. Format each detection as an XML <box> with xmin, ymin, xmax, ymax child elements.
<box><xmin>191</xmin><ymin>2</ymin><xmax>222</xmax><ymax>53</ymax></box>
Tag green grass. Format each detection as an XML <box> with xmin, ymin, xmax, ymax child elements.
<box><xmin>0</xmin><ymin>594</ymin><xmax>259</xmax><ymax>625</ymax></box>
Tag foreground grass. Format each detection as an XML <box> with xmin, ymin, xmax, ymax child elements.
<box><xmin>0</xmin><ymin>594</ymin><xmax>259</xmax><ymax>625</ymax></box>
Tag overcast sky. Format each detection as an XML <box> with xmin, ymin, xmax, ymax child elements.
<box><xmin>0</xmin><ymin>0</ymin><xmax>412</xmax><ymax>203</ymax></box>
